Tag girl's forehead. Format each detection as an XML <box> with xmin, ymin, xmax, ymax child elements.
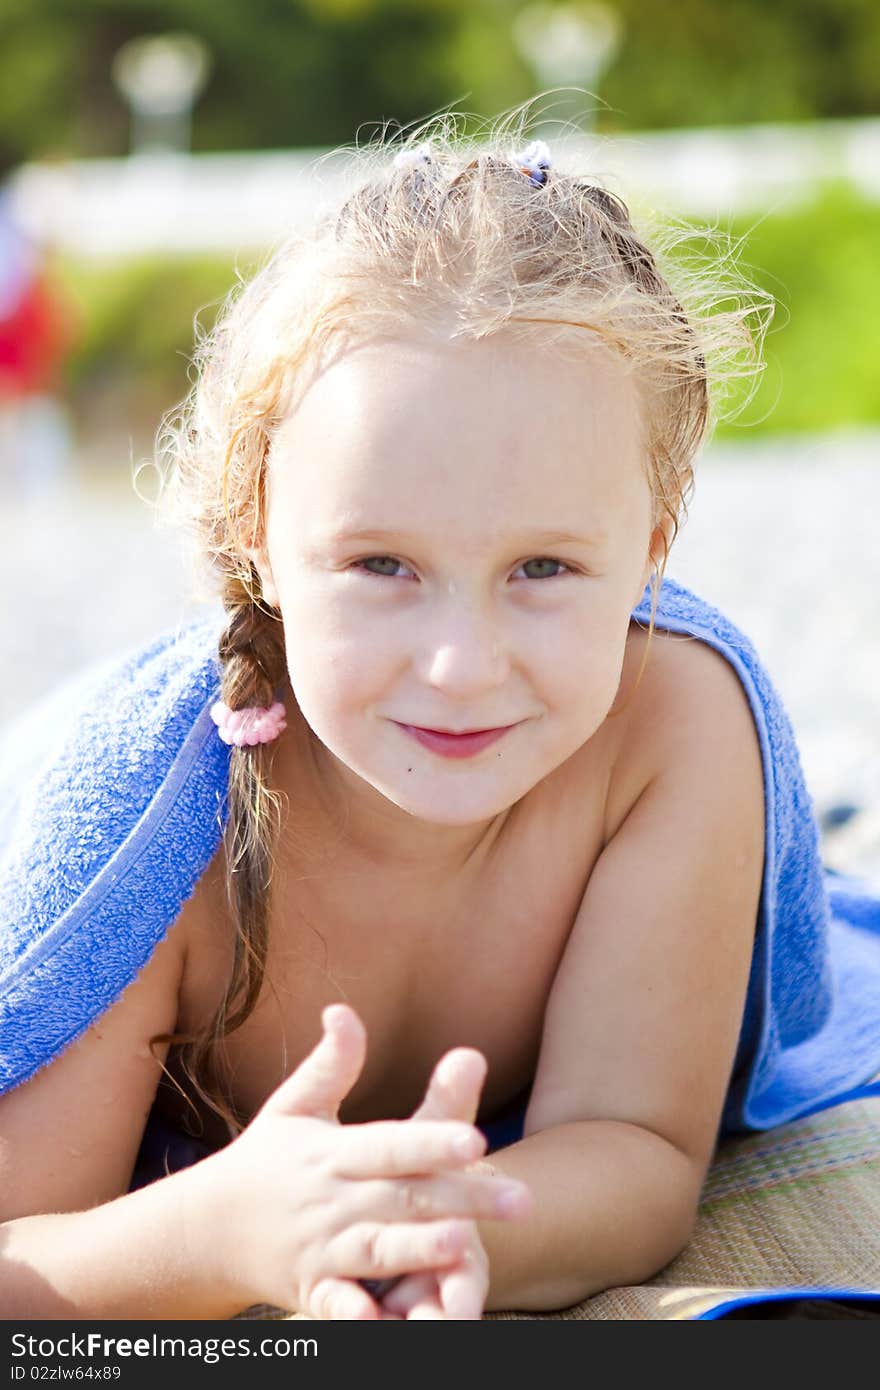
<box><xmin>276</xmin><ymin>331</ymin><xmax>644</xmax><ymax>467</ymax></box>
<box><xmin>267</xmin><ymin>334</ymin><xmax>652</xmax><ymax>545</ymax></box>
<box><xmin>307</xmin><ymin>329</ymin><xmax>633</xmax><ymax>393</ymax></box>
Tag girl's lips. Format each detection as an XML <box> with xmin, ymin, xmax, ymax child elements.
<box><xmin>395</xmin><ymin>723</ymin><xmax>516</xmax><ymax>759</ymax></box>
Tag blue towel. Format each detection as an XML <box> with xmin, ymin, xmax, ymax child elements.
<box><xmin>2</xmin><ymin>579</ymin><xmax>880</xmax><ymax>1135</ymax></box>
<box><xmin>0</xmin><ymin>613</ymin><xmax>230</xmax><ymax>1092</ymax></box>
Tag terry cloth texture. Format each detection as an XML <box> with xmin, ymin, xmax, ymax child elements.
<box><xmin>2</xmin><ymin>579</ymin><xmax>880</xmax><ymax>1138</ymax></box>
<box><xmin>0</xmin><ymin>612</ymin><xmax>230</xmax><ymax>1093</ymax></box>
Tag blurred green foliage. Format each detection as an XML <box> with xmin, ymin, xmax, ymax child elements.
<box><xmin>604</xmin><ymin>0</ymin><xmax>880</xmax><ymax>130</ymax></box>
<box><xmin>57</xmin><ymin>183</ymin><xmax>879</xmax><ymax>442</ymax></box>
<box><xmin>720</xmin><ymin>182</ymin><xmax>880</xmax><ymax>435</ymax></box>
<box><xmin>63</xmin><ymin>252</ymin><xmax>253</xmax><ymax>395</ymax></box>
<box><xmin>1</xmin><ymin>0</ymin><xmax>878</xmax><ymax>165</ymax></box>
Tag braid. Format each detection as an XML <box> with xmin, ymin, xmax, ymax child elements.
<box><xmin>218</xmin><ymin>583</ymin><xmax>287</xmax><ymax>712</ymax></box>
<box><xmin>148</xmin><ymin>578</ymin><xmax>289</xmax><ymax>1142</ymax></box>
<box><xmin>209</xmin><ymin>581</ymin><xmax>288</xmax><ymax>1101</ymax></box>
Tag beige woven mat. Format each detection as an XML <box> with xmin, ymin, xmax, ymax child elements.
<box><xmin>238</xmin><ymin>1088</ymin><xmax>880</xmax><ymax>1321</ymax></box>
<box><xmin>492</xmin><ymin>1088</ymin><xmax>880</xmax><ymax>1320</ymax></box>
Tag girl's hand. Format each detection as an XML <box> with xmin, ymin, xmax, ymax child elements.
<box><xmin>199</xmin><ymin>1004</ymin><xmax>528</xmax><ymax>1319</ymax></box>
<box><xmin>375</xmin><ymin>1050</ymin><xmax>532</xmax><ymax>1320</ymax></box>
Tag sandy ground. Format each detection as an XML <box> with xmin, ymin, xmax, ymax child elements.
<box><xmin>2</xmin><ymin>424</ymin><xmax>879</xmax><ymax>874</ymax></box>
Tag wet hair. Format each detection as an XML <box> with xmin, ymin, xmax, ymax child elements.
<box><xmin>148</xmin><ymin>101</ymin><xmax>772</xmax><ymax>1141</ymax></box>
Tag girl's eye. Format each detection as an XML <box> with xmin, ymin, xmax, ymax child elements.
<box><xmin>354</xmin><ymin>556</ymin><xmax>413</xmax><ymax>579</ymax></box>
<box><xmin>514</xmin><ymin>557</ymin><xmax>569</xmax><ymax>580</ymax></box>
<box><xmin>352</xmin><ymin>556</ymin><xmax>569</xmax><ymax>581</ymax></box>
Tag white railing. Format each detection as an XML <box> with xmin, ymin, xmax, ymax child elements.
<box><xmin>10</xmin><ymin>116</ymin><xmax>880</xmax><ymax>260</ymax></box>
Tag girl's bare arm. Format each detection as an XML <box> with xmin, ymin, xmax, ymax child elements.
<box><xmin>0</xmin><ymin>913</ymin><xmax>231</xmax><ymax>1317</ymax></box>
<box><xmin>476</xmin><ymin>1119</ymin><xmax>698</xmax><ymax>1312</ymax></box>
<box><xmin>477</xmin><ymin>637</ymin><xmax>765</xmax><ymax>1311</ymax></box>
<box><xmin>0</xmin><ymin>1161</ymin><xmax>244</xmax><ymax>1318</ymax></box>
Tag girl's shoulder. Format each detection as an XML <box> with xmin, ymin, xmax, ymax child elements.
<box><xmin>626</xmin><ymin>573</ymin><xmax>777</xmax><ymax>778</ymax></box>
<box><xmin>606</xmin><ymin>601</ymin><xmax>764</xmax><ymax>848</ymax></box>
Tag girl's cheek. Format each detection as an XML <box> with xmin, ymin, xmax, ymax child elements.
<box><xmin>289</xmin><ymin>635</ymin><xmax>398</xmax><ymax>712</ymax></box>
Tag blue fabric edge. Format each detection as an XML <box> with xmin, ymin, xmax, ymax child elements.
<box><xmin>778</xmin><ymin>1078</ymin><xmax>880</xmax><ymax>1122</ymax></box>
<box><xmin>695</xmin><ymin>1288</ymin><xmax>880</xmax><ymax>1319</ymax></box>
<box><xmin>0</xmin><ymin>704</ymin><xmax>222</xmax><ymax>994</ymax></box>
<box><xmin>0</xmin><ymin>689</ymin><xmax>229</xmax><ymax>1094</ymax></box>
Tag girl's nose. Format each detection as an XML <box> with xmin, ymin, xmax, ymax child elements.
<box><xmin>420</xmin><ymin>607</ymin><xmax>508</xmax><ymax>699</ymax></box>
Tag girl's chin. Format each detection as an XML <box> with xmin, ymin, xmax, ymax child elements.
<box><xmin>373</xmin><ymin>780</ymin><xmax>522</xmax><ymax>825</ymax></box>
<box><xmin>323</xmin><ymin>741</ymin><xmax>537</xmax><ymax>822</ymax></box>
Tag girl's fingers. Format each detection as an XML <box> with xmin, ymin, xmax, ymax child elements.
<box><xmin>327</xmin><ymin>1218</ymin><xmax>473</xmax><ymax>1280</ymax></box>
<box><xmin>381</xmin><ymin>1271</ymin><xmax>439</xmax><ymax>1318</ymax></box>
<box><xmin>308</xmin><ymin>1276</ymin><xmax>381</xmax><ymax>1321</ymax></box>
<box><xmin>334</xmin><ymin>1119</ymin><xmax>486</xmax><ymax>1178</ymax></box>
<box><xmin>406</xmin><ymin>1299</ymin><xmax>448</xmax><ymax>1319</ymax></box>
<box><xmin>411</xmin><ymin>1048</ymin><xmax>488</xmax><ymax>1125</ymax></box>
<box><xmin>348</xmin><ymin>1172</ymin><xmax>531</xmax><ymax>1224</ymax></box>
<box><xmin>380</xmin><ymin>1255</ymin><xmax>491</xmax><ymax>1321</ymax></box>
<box><xmin>262</xmin><ymin>1005</ymin><xmax>366</xmax><ymax>1122</ymax></box>
<box><xmin>438</xmin><ymin>1256</ymin><xmax>489</xmax><ymax>1320</ymax></box>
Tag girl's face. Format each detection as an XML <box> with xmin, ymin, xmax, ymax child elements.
<box><xmin>251</xmin><ymin>333</ymin><xmax>660</xmax><ymax>830</ymax></box>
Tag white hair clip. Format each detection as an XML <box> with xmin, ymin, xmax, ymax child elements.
<box><xmin>513</xmin><ymin>139</ymin><xmax>552</xmax><ymax>188</ymax></box>
<box><xmin>392</xmin><ymin>142</ymin><xmax>432</xmax><ymax>172</ymax></box>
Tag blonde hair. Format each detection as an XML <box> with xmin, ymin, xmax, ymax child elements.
<box><xmin>149</xmin><ymin>102</ymin><xmax>772</xmax><ymax>1140</ymax></box>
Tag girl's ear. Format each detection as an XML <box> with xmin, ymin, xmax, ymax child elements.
<box><xmin>244</xmin><ymin>544</ymin><xmax>281</xmax><ymax>609</ymax></box>
<box><xmin>633</xmin><ymin>514</ymin><xmax>674</xmax><ymax>608</ymax></box>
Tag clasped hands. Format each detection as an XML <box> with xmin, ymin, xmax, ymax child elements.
<box><xmin>208</xmin><ymin>1003</ymin><xmax>532</xmax><ymax>1319</ymax></box>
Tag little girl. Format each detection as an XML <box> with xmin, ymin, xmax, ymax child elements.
<box><xmin>3</xmin><ymin>115</ymin><xmax>880</xmax><ymax>1321</ymax></box>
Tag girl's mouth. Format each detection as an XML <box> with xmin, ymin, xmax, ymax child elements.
<box><xmin>394</xmin><ymin>723</ymin><xmax>516</xmax><ymax>759</ymax></box>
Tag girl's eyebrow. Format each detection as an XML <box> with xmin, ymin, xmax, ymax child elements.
<box><xmin>325</xmin><ymin>526</ymin><xmax>608</xmax><ymax>549</ymax></box>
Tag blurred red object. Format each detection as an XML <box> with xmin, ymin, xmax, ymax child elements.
<box><xmin>0</xmin><ymin>172</ymin><xmax>82</xmax><ymax>497</ymax></box>
<box><xmin>0</xmin><ymin>268</ymin><xmax>79</xmax><ymax>397</ymax></box>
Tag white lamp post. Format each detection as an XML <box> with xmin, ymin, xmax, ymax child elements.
<box><xmin>112</xmin><ymin>33</ymin><xmax>211</xmax><ymax>157</ymax></box>
<box><xmin>512</xmin><ymin>3</ymin><xmax>622</xmax><ymax>133</ymax></box>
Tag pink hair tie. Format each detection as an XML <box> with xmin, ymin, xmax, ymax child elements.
<box><xmin>210</xmin><ymin>698</ymin><xmax>287</xmax><ymax>747</ymax></box>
